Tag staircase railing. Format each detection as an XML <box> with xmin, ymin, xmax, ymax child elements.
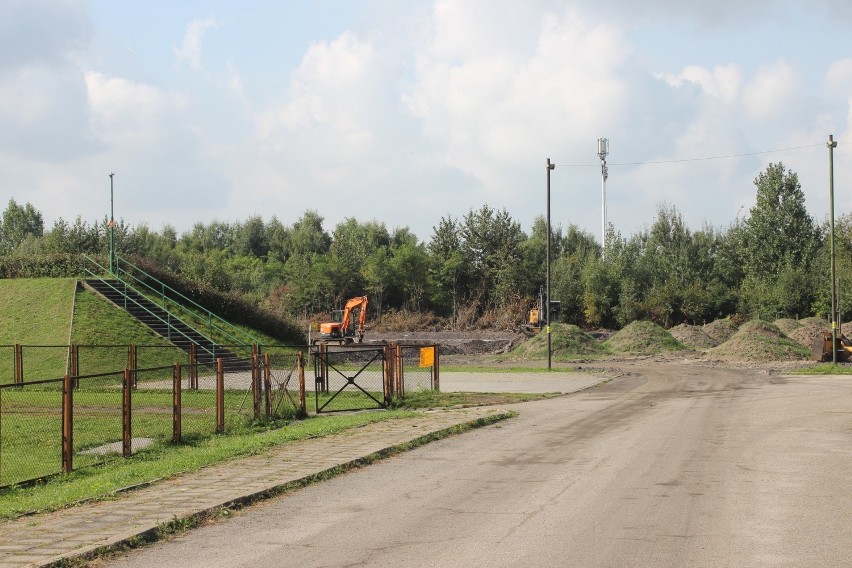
<box><xmin>114</xmin><ymin>255</ymin><xmax>257</xmax><ymax>349</ymax></box>
<box><xmin>81</xmin><ymin>255</ymin><xmax>221</xmax><ymax>361</ymax></box>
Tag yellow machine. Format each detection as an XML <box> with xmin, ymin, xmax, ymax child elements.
<box><xmin>314</xmin><ymin>296</ymin><xmax>368</xmax><ymax>345</ymax></box>
<box><xmin>811</xmin><ymin>330</ymin><xmax>852</xmax><ymax>362</ymax></box>
<box><xmin>522</xmin><ymin>287</ymin><xmax>560</xmax><ymax>336</ymax></box>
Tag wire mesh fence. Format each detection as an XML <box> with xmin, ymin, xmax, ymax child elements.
<box><xmin>0</xmin><ymin>378</ymin><xmax>64</xmax><ymax>487</ymax></box>
<box><xmin>263</xmin><ymin>347</ymin><xmax>304</xmax><ymax>419</ymax></box>
<box><xmin>0</xmin><ymin>343</ymin><xmax>416</xmax><ymax>487</ymax></box>
<box><xmin>396</xmin><ymin>344</ymin><xmax>439</xmax><ymax>394</ymax></box>
<box><xmin>73</xmin><ymin>371</ymin><xmax>126</xmax><ymax>471</ymax></box>
<box><xmin>131</xmin><ymin>365</ymin><xmax>178</xmax><ymax>453</ymax></box>
<box><xmin>314</xmin><ymin>346</ymin><xmax>388</xmax><ymax>413</ymax></box>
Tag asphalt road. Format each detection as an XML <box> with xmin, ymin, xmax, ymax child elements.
<box><xmin>102</xmin><ymin>363</ymin><xmax>852</xmax><ymax>567</ymax></box>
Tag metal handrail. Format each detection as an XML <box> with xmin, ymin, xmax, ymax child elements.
<box><xmin>81</xmin><ymin>255</ymin><xmax>218</xmax><ymax>360</ymax></box>
<box><xmin>114</xmin><ymin>255</ymin><xmax>256</xmax><ymax>348</ymax></box>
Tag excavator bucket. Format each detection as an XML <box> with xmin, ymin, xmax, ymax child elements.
<box><xmin>811</xmin><ymin>332</ymin><xmax>852</xmax><ymax>362</ymax></box>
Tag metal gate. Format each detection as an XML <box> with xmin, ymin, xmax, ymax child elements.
<box><xmin>312</xmin><ymin>345</ymin><xmax>387</xmax><ymax>413</ymax></box>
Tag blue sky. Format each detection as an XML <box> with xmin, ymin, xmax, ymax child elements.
<box><xmin>2</xmin><ymin>0</ymin><xmax>851</xmax><ymax>243</ymax></box>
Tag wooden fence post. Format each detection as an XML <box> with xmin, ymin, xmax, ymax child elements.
<box><xmin>62</xmin><ymin>373</ymin><xmax>73</xmax><ymax>473</ymax></box>
<box><xmin>14</xmin><ymin>344</ymin><xmax>22</xmax><ymax>384</ymax></box>
<box><xmin>263</xmin><ymin>353</ymin><xmax>272</xmax><ymax>418</ymax></box>
<box><xmin>123</xmin><ymin>368</ymin><xmax>132</xmax><ymax>458</ymax></box>
<box><xmin>298</xmin><ymin>352</ymin><xmax>306</xmax><ymax>418</ymax></box>
<box><xmin>252</xmin><ymin>345</ymin><xmax>261</xmax><ymax>419</ymax></box>
<box><xmin>173</xmin><ymin>363</ymin><xmax>182</xmax><ymax>443</ymax></box>
<box><xmin>433</xmin><ymin>344</ymin><xmax>440</xmax><ymax>391</ymax></box>
<box><xmin>216</xmin><ymin>358</ymin><xmax>224</xmax><ymax>434</ymax></box>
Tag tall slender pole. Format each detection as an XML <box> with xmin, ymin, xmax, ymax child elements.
<box><xmin>546</xmin><ymin>158</ymin><xmax>555</xmax><ymax>371</ymax></box>
<box><xmin>597</xmin><ymin>138</ymin><xmax>609</xmax><ymax>253</ymax></box>
<box><xmin>109</xmin><ymin>172</ymin><xmax>115</xmax><ymax>274</ymax></box>
<box><xmin>828</xmin><ymin>135</ymin><xmax>838</xmax><ymax>363</ymax></box>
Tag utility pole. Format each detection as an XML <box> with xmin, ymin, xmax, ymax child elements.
<box><xmin>828</xmin><ymin>135</ymin><xmax>838</xmax><ymax>363</ymax></box>
<box><xmin>546</xmin><ymin>158</ymin><xmax>555</xmax><ymax>371</ymax></box>
<box><xmin>597</xmin><ymin>138</ymin><xmax>609</xmax><ymax>253</ymax></box>
<box><xmin>109</xmin><ymin>172</ymin><xmax>115</xmax><ymax>274</ymax></box>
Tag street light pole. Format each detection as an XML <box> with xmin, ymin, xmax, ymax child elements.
<box><xmin>828</xmin><ymin>135</ymin><xmax>838</xmax><ymax>364</ymax></box>
<box><xmin>109</xmin><ymin>172</ymin><xmax>115</xmax><ymax>274</ymax></box>
<box><xmin>546</xmin><ymin>158</ymin><xmax>555</xmax><ymax>371</ymax></box>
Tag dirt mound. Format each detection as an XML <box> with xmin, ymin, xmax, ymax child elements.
<box><xmin>669</xmin><ymin>324</ymin><xmax>717</xmax><ymax>349</ymax></box>
<box><xmin>773</xmin><ymin>318</ymin><xmax>802</xmax><ymax>334</ymax></box>
<box><xmin>509</xmin><ymin>324</ymin><xmax>604</xmax><ymax>359</ymax></box>
<box><xmin>710</xmin><ymin>320</ymin><xmax>809</xmax><ymax>362</ymax></box>
<box><xmin>703</xmin><ymin>319</ymin><xmax>739</xmax><ymax>345</ymax></box>
<box><xmin>605</xmin><ymin>321</ymin><xmax>686</xmax><ymax>355</ymax></box>
<box><xmin>787</xmin><ymin>319</ymin><xmax>830</xmax><ymax>349</ymax></box>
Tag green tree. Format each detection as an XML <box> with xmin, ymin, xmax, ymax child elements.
<box><xmin>1</xmin><ymin>199</ymin><xmax>44</xmax><ymax>253</ymax></box>
<box><xmin>740</xmin><ymin>163</ymin><xmax>821</xmax><ymax>317</ymax></box>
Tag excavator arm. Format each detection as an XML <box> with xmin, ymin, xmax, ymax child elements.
<box><xmin>340</xmin><ymin>296</ymin><xmax>368</xmax><ymax>342</ymax></box>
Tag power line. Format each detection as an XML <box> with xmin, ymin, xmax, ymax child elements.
<box><xmin>556</xmin><ymin>142</ymin><xmax>826</xmax><ymax>168</ymax></box>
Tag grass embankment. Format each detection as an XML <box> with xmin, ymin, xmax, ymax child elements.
<box><xmin>0</xmin><ymin>278</ymin><xmax>77</xmax><ymax>381</ymax></box>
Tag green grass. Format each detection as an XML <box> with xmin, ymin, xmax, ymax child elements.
<box><xmin>0</xmin><ymin>387</ymin><xmax>527</xmax><ymax>519</ymax></box>
<box><xmin>0</xmin><ymin>278</ymin><xmax>77</xmax><ymax>381</ymax></box>
<box><xmin>390</xmin><ymin>390</ymin><xmax>559</xmax><ymax>408</ymax></box>
<box><xmin>0</xmin><ymin>410</ymin><xmax>421</xmax><ymax>519</ymax></box>
<box><xmin>788</xmin><ymin>363</ymin><xmax>852</xmax><ymax>375</ymax></box>
<box><xmin>441</xmin><ymin>365</ymin><xmax>581</xmax><ymax>373</ymax></box>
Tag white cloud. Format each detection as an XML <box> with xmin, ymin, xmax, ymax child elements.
<box><xmin>742</xmin><ymin>60</ymin><xmax>801</xmax><ymax>121</ymax></box>
<box><xmin>174</xmin><ymin>18</ymin><xmax>218</xmax><ymax>70</ymax></box>
<box><xmin>656</xmin><ymin>64</ymin><xmax>741</xmax><ymax>102</ymax></box>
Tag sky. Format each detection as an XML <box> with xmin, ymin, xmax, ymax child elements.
<box><xmin>2</xmin><ymin>0</ymin><xmax>852</xmax><ymax>244</ymax></box>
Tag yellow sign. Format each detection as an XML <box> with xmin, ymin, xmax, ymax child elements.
<box><xmin>419</xmin><ymin>346</ymin><xmax>434</xmax><ymax>368</ymax></box>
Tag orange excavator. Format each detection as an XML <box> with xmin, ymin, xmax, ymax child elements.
<box><xmin>313</xmin><ymin>296</ymin><xmax>369</xmax><ymax>345</ymax></box>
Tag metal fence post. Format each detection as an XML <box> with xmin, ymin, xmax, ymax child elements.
<box><xmin>128</xmin><ymin>343</ymin><xmax>137</xmax><ymax>388</ymax></box>
<box><xmin>383</xmin><ymin>344</ymin><xmax>394</xmax><ymax>405</ymax></box>
<box><xmin>216</xmin><ymin>358</ymin><xmax>224</xmax><ymax>434</ymax></box>
<box><xmin>298</xmin><ymin>351</ymin><xmax>306</xmax><ymax>418</ymax></box>
<box><xmin>433</xmin><ymin>344</ymin><xmax>440</xmax><ymax>391</ymax></box>
<box><xmin>62</xmin><ymin>373</ymin><xmax>73</xmax><ymax>473</ymax></box>
<box><xmin>252</xmin><ymin>345</ymin><xmax>261</xmax><ymax>419</ymax></box>
<box><xmin>189</xmin><ymin>344</ymin><xmax>197</xmax><ymax>389</ymax></box>
<box><xmin>14</xmin><ymin>344</ymin><xmax>22</xmax><ymax>384</ymax></box>
<box><xmin>123</xmin><ymin>368</ymin><xmax>132</xmax><ymax>458</ymax></box>
<box><xmin>173</xmin><ymin>363</ymin><xmax>182</xmax><ymax>443</ymax></box>
<box><xmin>263</xmin><ymin>353</ymin><xmax>272</xmax><ymax>418</ymax></box>
<box><xmin>395</xmin><ymin>344</ymin><xmax>404</xmax><ymax>397</ymax></box>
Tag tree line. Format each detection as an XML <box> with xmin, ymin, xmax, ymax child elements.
<box><xmin>1</xmin><ymin>162</ymin><xmax>849</xmax><ymax>329</ymax></box>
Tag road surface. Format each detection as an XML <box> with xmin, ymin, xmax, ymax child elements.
<box><xmin>101</xmin><ymin>362</ymin><xmax>852</xmax><ymax>567</ymax></box>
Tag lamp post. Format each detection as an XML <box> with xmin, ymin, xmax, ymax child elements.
<box><xmin>546</xmin><ymin>158</ymin><xmax>555</xmax><ymax>370</ymax></box>
<box><xmin>109</xmin><ymin>172</ymin><xmax>115</xmax><ymax>274</ymax></box>
<box><xmin>597</xmin><ymin>138</ymin><xmax>609</xmax><ymax>252</ymax></box>
<box><xmin>828</xmin><ymin>135</ymin><xmax>838</xmax><ymax>363</ymax></box>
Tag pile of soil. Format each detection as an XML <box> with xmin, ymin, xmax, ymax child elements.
<box><xmin>702</xmin><ymin>319</ymin><xmax>739</xmax><ymax>345</ymax></box>
<box><xmin>508</xmin><ymin>324</ymin><xmax>604</xmax><ymax>359</ymax></box>
<box><xmin>669</xmin><ymin>324</ymin><xmax>717</xmax><ymax>350</ymax></box>
<box><xmin>786</xmin><ymin>317</ymin><xmax>830</xmax><ymax>349</ymax></box>
<box><xmin>773</xmin><ymin>318</ymin><xmax>802</xmax><ymax>334</ymax></box>
<box><xmin>710</xmin><ymin>320</ymin><xmax>810</xmax><ymax>362</ymax></box>
<box><xmin>605</xmin><ymin>321</ymin><xmax>686</xmax><ymax>355</ymax></box>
